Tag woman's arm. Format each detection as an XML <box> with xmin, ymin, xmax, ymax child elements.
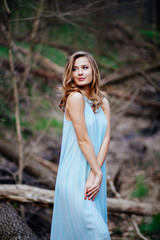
<box><xmin>97</xmin><ymin>97</ymin><xmax>111</xmax><ymax>167</ymax></box>
<box><xmin>66</xmin><ymin>92</ymin><xmax>103</xmax><ymax>178</ymax></box>
<box><xmin>84</xmin><ymin>98</ymin><xmax>110</xmax><ymax>200</ymax></box>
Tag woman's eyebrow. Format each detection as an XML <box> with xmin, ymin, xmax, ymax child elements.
<box><xmin>73</xmin><ymin>64</ymin><xmax>90</xmax><ymax>67</ymax></box>
<box><xmin>82</xmin><ymin>64</ymin><xmax>90</xmax><ymax>66</ymax></box>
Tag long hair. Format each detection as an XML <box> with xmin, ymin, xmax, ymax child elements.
<box><xmin>59</xmin><ymin>51</ymin><xmax>107</xmax><ymax>113</ymax></box>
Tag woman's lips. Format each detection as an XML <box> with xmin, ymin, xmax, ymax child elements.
<box><xmin>78</xmin><ymin>78</ymin><xmax>85</xmax><ymax>81</ymax></box>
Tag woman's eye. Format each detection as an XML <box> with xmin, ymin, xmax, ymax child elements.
<box><xmin>72</xmin><ymin>68</ymin><xmax>77</xmax><ymax>71</ymax></box>
<box><xmin>83</xmin><ymin>66</ymin><xmax>88</xmax><ymax>69</ymax></box>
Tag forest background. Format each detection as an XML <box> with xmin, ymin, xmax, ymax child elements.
<box><xmin>0</xmin><ymin>0</ymin><xmax>160</xmax><ymax>240</ymax></box>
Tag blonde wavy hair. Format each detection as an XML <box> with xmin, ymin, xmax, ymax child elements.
<box><xmin>59</xmin><ymin>51</ymin><xmax>107</xmax><ymax>113</ymax></box>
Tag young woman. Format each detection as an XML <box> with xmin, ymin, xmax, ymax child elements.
<box><xmin>50</xmin><ymin>51</ymin><xmax>111</xmax><ymax>240</ymax></box>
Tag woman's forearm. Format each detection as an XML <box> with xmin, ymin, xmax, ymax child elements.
<box><xmin>78</xmin><ymin>137</ymin><xmax>102</xmax><ymax>177</ymax></box>
<box><xmin>97</xmin><ymin>142</ymin><xmax>110</xmax><ymax>168</ymax></box>
<box><xmin>88</xmin><ymin>142</ymin><xmax>110</xmax><ymax>178</ymax></box>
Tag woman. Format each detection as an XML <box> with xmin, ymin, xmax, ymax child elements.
<box><xmin>50</xmin><ymin>51</ymin><xmax>111</xmax><ymax>240</ymax></box>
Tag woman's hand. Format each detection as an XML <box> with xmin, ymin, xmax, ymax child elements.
<box><xmin>84</xmin><ymin>170</ymin><xmax>95</xmax><ymax>200</ymax></box>
<box><xmin>85</xmin><ymin>171</ymin><xmax>103</xmax><ymax>201</ymax></box>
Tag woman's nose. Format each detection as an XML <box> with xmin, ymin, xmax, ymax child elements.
<box><xmin>78</xmin><ymin>68</ymin><xmax>83</xmax><ymax>75</ymax></box>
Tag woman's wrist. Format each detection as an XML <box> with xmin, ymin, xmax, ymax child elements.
<box><xmin>90</xmin><ymin>167</ymin><xmax>102</xmax><ymax>178</ymax></box>
<box><xmin>96</xmin><ymin>170</ymin><xmax>103</xmax><ymax>178</ymax></box>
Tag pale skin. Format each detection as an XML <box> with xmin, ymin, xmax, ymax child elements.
<box><xmin>65</xmin><ymin>56</ymin><xmax>111</xmax><ymax>201</ymax></box>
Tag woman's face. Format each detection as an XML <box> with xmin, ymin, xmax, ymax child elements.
<box><xmin>72</xmin><ymin>56</ymin><xmax>93</xmax><ymax>87</ymax></box>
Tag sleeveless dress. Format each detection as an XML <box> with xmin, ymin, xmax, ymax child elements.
<box><xmin>50</xmin><ymin>95</ymin><xmax>111</xmax><ymax>240</ymax></box>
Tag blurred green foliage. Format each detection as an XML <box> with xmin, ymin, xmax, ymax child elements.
<box><xmin>51</xmin><ymin>24</ymin><xmax>95</xmax><ymax>49</ymax></box>
<box><xmin>41</xmin><ymin>99</ymin><xmax>52</xmax><ymax>110</ymax></box>
<box><xmin>0</xmin><ymin>46</ymin><xmax>9</xmax><ymax>58</ymax></box>
<box><xmin>34</xmin><ymin>116</ymin><xmax>63</xmax><ymax>133</ymax></box>
<box><xmin>98</xmin><ymin>54</ymin><xmax>123</xmax><ymax>70</ymax></box>
<box><xmin>12</xmin><ymin>115</ymin><xmax>31</xmax><ymax>131</ymax></box>
<box><xmin>140</xmin><ymin>213</ymin><xmax>160</xmax><ymax>237</ymax></box>
<box><xmin>111</xmin><ymin>227</ymin><xmax>123</xmax><ymax>237</ymax></box>
<box><xmin>0</xmin><ymin>98</ymin><xmax>13</xmax><ymax>127</ymax></box>
<box><xmin>131</xmin><ymin>173</ymin><xmax>148</xmax><ymax>198</ymax></box>
<box><xmin>39</xmin><ymin>83</ymin><xmax>53</xmax><ymax>95</ymax></box>
<box><xmin>139</xmin><ymin>29</ymin><xmax>160</xmax><ymax>44</ymax></box>
<box><xmin>35</xmin><ymin>44</ymin><xmax>67</xmax><ymax>67</ymax></box>
<box><xmin>15</xmin><ymin>42</ymin><xmax>67</xmax><ymax>67</ymax></box>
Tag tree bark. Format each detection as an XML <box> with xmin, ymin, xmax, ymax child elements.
<box><xmin>0</xmin><ymin>184</ymin><xmax>159</xmax><ymax>216</ymax></box>
<box><xmin>0</xmin><ymin>202</ymin><xmax>39</xmax><ymax>240</ymax></box>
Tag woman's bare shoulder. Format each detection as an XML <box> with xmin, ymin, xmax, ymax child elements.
<box><xmin>101</xmin><ymin>97</ymin><xmax>110</xmax><ymax>111</ymax></box>
<box><xmin>66</xmin><ymin>92</ymin><xmax>84</xmax><ymax>108</ymax></box>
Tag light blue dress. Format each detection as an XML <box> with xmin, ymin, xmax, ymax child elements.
<box><xmin>50</xmin><ymin>95</ymin><xmax>111</xmax><ymax>240</ymax></box>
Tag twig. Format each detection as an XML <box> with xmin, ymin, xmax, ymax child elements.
<box><xmin>132</xmin><ymin>216</ymin><xmax>149</xmax><ymax>240</ymax></box>
<box><xmin>107</xmin><ymin>175</ymin><xmax>121</xmax><ymax>199</ymax></box>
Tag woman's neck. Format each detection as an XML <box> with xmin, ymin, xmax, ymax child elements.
<box><xmin>80</xmin><ymin>87</ymin><xmax>91</xmax><ymax>99</ymax></box>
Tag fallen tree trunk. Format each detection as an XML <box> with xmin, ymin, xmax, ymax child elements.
<box><xmin>17</xmin><ymin>46</ymin><xmax>64</xmax><ymax>75</ymax></box>
<box><xmin>0</xmin><ymin>202</ymin><xmax>39</xmax><ymax>240</ymax></box>
<box><xmin>0</xmin><ymin>140</ymin><xmax>57</xmax><ymax>188</ymax></box>
<box><xmin>0</xmin><ymin>184</ymin><xmax>159</xmax><ymax>216</ymax></box>
<box><xmin>100</xmin><ymin>61</ymin><xmax>160</xmax><ymax>87</ymax></box>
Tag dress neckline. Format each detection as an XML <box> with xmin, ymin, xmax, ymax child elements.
<box><xmin>83</xmin><ymin>94</ymin><xmax>104</xmax><ymax>115</ymax></box>
<box><xmin>82</xmin><ymin>95</ymin><xmax>93</xmax><ymax>106</ymax></box>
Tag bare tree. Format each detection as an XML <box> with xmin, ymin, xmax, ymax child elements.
<box><xmin>3</xmin><ymin>0</ymin><xmax>24</xmax><ymax>184</ymax></box>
